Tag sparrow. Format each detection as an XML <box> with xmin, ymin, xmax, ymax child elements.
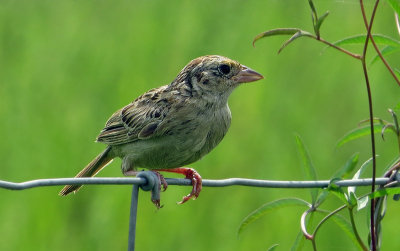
<box><xmin>59</xmin><ymin>55</ymin><xmax>263</xmax><ymax>207</ymax></box>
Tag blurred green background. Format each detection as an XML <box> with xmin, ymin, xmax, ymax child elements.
<box><xmin>1</xmin><ymin>0</ymin><xmax>400</xmax><ymax>250</ymax></box>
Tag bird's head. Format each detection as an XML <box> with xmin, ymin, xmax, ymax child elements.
<box><xmin>173</xmin><ymin>55</ymin><xmax>263</xmax><ymax>100</ymax></box>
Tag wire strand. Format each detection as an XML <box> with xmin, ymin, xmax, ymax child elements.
<box><xmin>0</xmin><ymin>177</ymin><xmax>392</xmax><ymax>190</ymax></box>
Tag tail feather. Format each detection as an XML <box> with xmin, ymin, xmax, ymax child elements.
<box><xmin>59</xmin><ymin>146</ymin><xmax>113</xmax><ymax>196</ymax></box>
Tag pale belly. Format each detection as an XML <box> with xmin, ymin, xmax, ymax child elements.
<box><xmin>113</xmin><ymin>106</ymin><xmax>231</xmax><ymax>171</ymax></box>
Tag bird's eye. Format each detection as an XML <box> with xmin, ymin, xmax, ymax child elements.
<box><xmin>219</xmin><ymin>64</ymin><xmax>231</xmax><ymax>75</ymax></box>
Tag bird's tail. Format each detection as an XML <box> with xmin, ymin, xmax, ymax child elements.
<box><xmin>59</xmin><ymin>146</ymin><xmax>114</xmax><ymax>196</ymax></box>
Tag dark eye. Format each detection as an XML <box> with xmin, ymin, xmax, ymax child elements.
<box><xmin>219</xmin><ymin>64</ymin><xmax>231</xmax><ymax>75</ymax></box>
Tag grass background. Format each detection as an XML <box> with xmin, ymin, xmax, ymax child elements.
<box><xmin>1</xmin><ymin>0</ymin><xmax>400</xmax><ymax>250</ymax></box>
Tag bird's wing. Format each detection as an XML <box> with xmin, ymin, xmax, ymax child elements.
<box><xmin>96</xmin><ymin>86</ymin><xmax>173</xmax><ymax>145</ymax></box>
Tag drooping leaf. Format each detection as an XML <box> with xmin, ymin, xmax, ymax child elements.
<box><xmin>388</xmin><ymin>109</ymin><xmax>400</xmax><ymax>135</ymax></box>
<box><xmin>295</xmin><ymin>134</ymin><xmax>318</xmax><ymax>203</ymax></box>
<box><xmin>267</xmin><ymin>244</ymin><xmax>279</xmax><ymax>251</ymax></box>
<box><xmin>253</xmin><ymin>28</ymin><xmax>313</xmax><ymax>47</ymax></box>
<box><xmin>331</xmin><ymin>34</ymin><xmax>400</xmax><ymax>47</ymax></box>
<box><xmin>332</xmin><ymin>153</ymin><xmax>360</xmax><ymax>179</ymax></box>
<box><xmin>358</xmin><ymin>117</ymin><xmax>388</xmax><ymax>126</ymax></box>
<box><xmin>278</xmin><ymin>31</ymin><xmax>304</xmax><ymax>54</ymax></box>
<box><xmin>238</xmin><ymin>198</ymin><xmax>310</xmax><ymax>235</ymax></box>
<box><xmin>382</xmin><ymin>124</ymin><xmax>397</xmax><ymax>140</ymax></box>
<box><xmin>254</xmin><ymin>28</ymin><xmax>301</xmax><ymax>46</ymax></box>
<box><xmin>348</xmin><ymin>157</ymin><xmax>373</xmax><ymax>194</ymax></box>
<box><xmin>370</xmin><ymin>46</ymin><xmax>400</xmax><ymax>65</ymax></box>
<box><xmin>336</xmin><ymin>124</ymin><xmax>385</xmax><ymax>148</ymax></box>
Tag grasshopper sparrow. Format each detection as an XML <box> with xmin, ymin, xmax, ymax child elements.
<box><xmin>59</xmin><ymin>55</ymin><xmax>263</xmax><ymax>207</ymax></box>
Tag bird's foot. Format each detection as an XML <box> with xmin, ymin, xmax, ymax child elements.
<box><xmin>155</xmin><ymin>167</ymin><xmax>202</xmax><ymax>204</ymax></box>
<box><xmin>153</xmin><ymin>171</ymin><xmax>168</xmax><ymax>192</ymax></box>
<box><xmin>146</xmin><ymin>171</ymin><xmax>168</xmax><ymax>209</ymax></box>
<box><xmin>124</xmin><ymin>170</ymin><xmax>168</xmax><ymax>192</ymax></box>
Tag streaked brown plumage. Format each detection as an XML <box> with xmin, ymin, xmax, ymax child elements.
<box><xmin>59</xmin><ymin>55</ymin><xmax>263</xmax><ymax>207</ymax></box>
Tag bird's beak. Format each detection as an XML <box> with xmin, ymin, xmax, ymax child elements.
<box><xmin>235</xmin><ymin>65</ymin><xmax>264</xmax><ymax>83</ymax></box>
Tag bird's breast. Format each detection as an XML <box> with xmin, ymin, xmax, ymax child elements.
<box><xmin>188</xmin><ymin>104</ymin><xmax>232</xmax><ymax>157</ymax></box>
<box><xmin>117</xmin><ymin>104</ymin><xmax>232</xmax><ymax>169</ymax></box>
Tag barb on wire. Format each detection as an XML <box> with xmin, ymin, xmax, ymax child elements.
<box><xmin>0</xmin><ymin>176</ymin><xmax>392</xmax><ymax>190</ymax></box>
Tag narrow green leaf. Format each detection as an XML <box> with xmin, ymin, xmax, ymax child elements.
<box><xmin>358</xmin><ymin>117</ymin><xmax>388</xmax><ymax>126</ymax></box>
<box><xmin>278</xmin><ymin>31</ymin><xmax>302</xmax><ymax>53</ymax></box>
<box><xmin>253</xmin><ymin>28</ymin><xmax>313</xmax><ymax>47</ymax></box>
<box><xmin>370</xmin><ymin>187</ymin><xmax>400</xmax><ymax>199</ymax></box>
<box><xmin>308</xmin><ymin>0</ymin><xmax>318</xmax><ymax>34</ymax></box>
<box><xmin>278</xmin><ymin>31</ymin><xmax>314</xmax><ymax>54</ymax></box>
<box><xmin>316</xmin><ymin>210</ymin><xmax>364</xmax><ymax>251</ymax></box>
<box><xmin>238</xmin><ymin>198</ymin><xmax>310</xmax><ymax>235</ymax></box>
<box><xmin>291</xmin><ymin>230</ymin><xmax>306</xmax><ymax>251</ymax></box>
<box><xmin>315</xmin><ymin>11</ymin><xmax>329</xmax><ymax>34</ymax></box>
<box><xmin>382</xmin><ymin>124</ymin><xmax>397</xmax><ymax>140</ymax></box>
<box><xmin>336</xmin><ymin>124</ymin><xmax>385</xmax><ymax>148</ymax></box>
<box><xmin>267</xmin><ymin>244</ymin><xmax>279</xmax><ymax>251</ymax></box>
<box><xmin>348</xmin><ymin>157</ymin><xmax>373</xmax><ymax>194</ymax></box>
<box><xmin>315</xmin><ymin>190</ymin><xmax>329</xmax><ymax>207</ymax></box>
<box><xmin>332</xmin><ymin>34</ymin><xmax>400</xmax><ymax>47</ymax></box>
<box><xmin>386</xmin><ymin>0</ymin><xmax>400</xmax><ymax>15</ymax></box>
<box><xmin>333</xmin><ymin>153</ymin><xmax>359</xmax><ymax>179</ymax></box>
<box><xmin>308</xmin><ymin>0</ymin><xmax>318</xmax><ymax>21</ymax></box>
<box><xmin>330</xmin><ymin>215</ymin><xmax>364</xmax><ymax>251</ymax></box>
<box><xmin>327</xmin><ymin>183</ymin><xmax>349</xmax><ymax>205</ymax></box>
<box><xmin>253</xmin><ymin>28</ymin><xmax>300</xmax><ymax>46</ymax></box>
<box><xmin>388</xmin><ymin>109</ymin><xmax>400</xmax><ymax>135</ymax></box>
<box><xmin>295</xmin><ymin>134</ymin><xmax>318</xmax><ymax>203</ymax></box>
<box><xmin>370</xmin><ymin>46</ymin><xmax>400</xmax><ymax>65</ymax></box>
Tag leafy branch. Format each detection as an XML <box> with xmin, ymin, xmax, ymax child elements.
<box><xmin>244</xmin><ymin>0</ymin><xmax>400</xmax><ymax>250</ymax></box>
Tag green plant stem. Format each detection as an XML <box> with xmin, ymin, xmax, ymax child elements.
<box><xmin>371</xmin><ymin>39</ymin><xmax>400</xmax><ymax>86</ymax></box>
<box><xmin>359</xmin><ymin>1</ymin><xmax>400</xmax><ymax>86</ymax></box>
<box><xmin>313</xmin><ymin>206</ymin><xmax>346</xmax><ymax>237</ymax></box>
<box><xmin>316</xmin><ymin>37</ymin><xmax>361</xmax><ymax>59</ymax></box>
<box><xmin>348</xmin><ymin>208</ymin><xmax>369</xmax><ymax>251</ymax></box>
<box><xmin>312</xmin><ymin>238</ymin><xmax>318</xmax><ymax>251</ymax></box>
<box><xmin>360</xmin><ymin>1</ymin><xmax>380</xmax><ymax>250</ymax></box>
<box><xmin>300</xmin><ymin>206</ymin><xmax>318</xmax><ymax>251</ymax></box>
<box><xmin>300</xmin><ymin>207</ymin><xmax>315</xmax><ymax>240</ymax></box>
